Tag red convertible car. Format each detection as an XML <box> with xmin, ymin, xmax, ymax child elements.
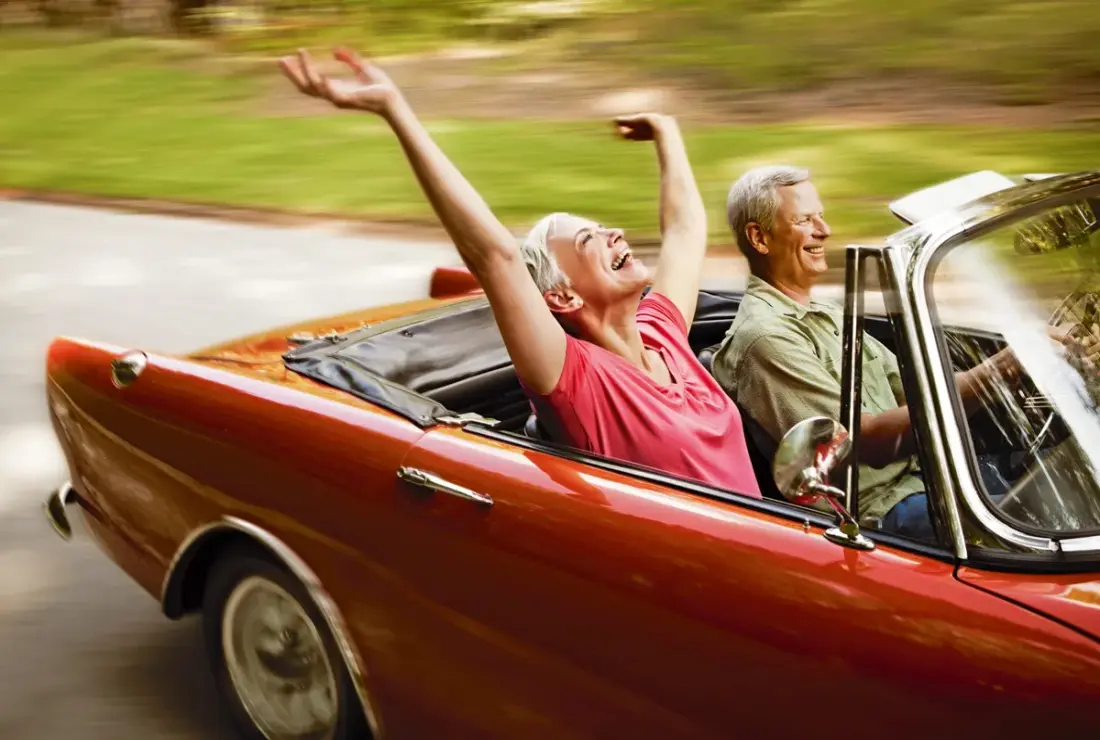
<box><xmin>45</xmin><ymin>171</ymin><xmax>1100</xmax><ymax>740</ymax></box>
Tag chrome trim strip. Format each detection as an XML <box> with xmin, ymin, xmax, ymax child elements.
<box><xmin>1058</xmin><ymin>535</ymin><xmax>1100</xmax><ymax>553</ymax></box>
<box><xmin>43</xmin><ymin>481</ymin><xmax>76</xmax><ymax>541</ymax></box>
<box><xmin>397</xmin><ymin>466</ymin><xmax>494</xmax><ymax>506</ymax></box>
<box><xmin>882</xmin><ymin>244</ymin><xmax>969</xmax><ymax>559</ymax></box>
<box><xmin>839</xmin><ymin>245</ymin><xmax>873</xmax><ymax>512</ymax></box>
<box><xmin>160</xmin><ymin>518</ymin><xmax>384</xmax><ymax>738</ymax></box>
<box><xmin>904</xmin><ymin>171</ymin><xmax>1100</xmax><ymax>554</ymax></box>
<box><xmin>159</xmin><ymin>520</ymin><xmax>227</xmax><ymax>607</ymax></box>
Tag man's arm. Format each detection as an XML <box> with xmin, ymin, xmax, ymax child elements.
<box><xmin>618</xmin><ymin>114</ymin><xmax>707</xmax><ymax>325</ymax></box>
<box><xmin>731</xmin><ymin>332</ymin><xmax>920</xmax><ymax>470</ymax></box>
<box><xmin>280</xmin><ymin>48</ymin><xmax>567</xmax><ymax>394</ymax></box>
<box><xmin>736</xmin><ymin>330</ymin><xmax>1019</xmax><ymax>468</ymax></box>
<box><xmin>864</xmin><ymin>360</ymin><xmax>1021</xmax><ymax>464</ymax></box>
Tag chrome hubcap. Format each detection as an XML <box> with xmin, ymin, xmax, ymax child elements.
<box><xmin>222</xmin><ymin>576</ymin><xmax>339</xmax><ymax>740</ymax></box>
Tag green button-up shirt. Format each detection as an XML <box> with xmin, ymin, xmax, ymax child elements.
<box><xmin>712</xmin><ymin>276</ymin><xmax>924</xmax><ymax>522</ymax></box>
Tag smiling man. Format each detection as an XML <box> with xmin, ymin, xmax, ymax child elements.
<box><xmin>710</xmin><ymin>166</ymin><xmax>931</xmax><ymax>536</ymax></box>
<box><xmin>711</xmin><ymin>166</ymin><xmax>1052</xmax><ymax>541</ymax></box>
<box><xmin>711</xmin><ymin>167</ymin><xmax>1094</xmax><ymax>541</ymax></box>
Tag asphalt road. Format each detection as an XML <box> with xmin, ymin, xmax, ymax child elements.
<box><xmin>0</xmin><ymin>200</ymin><xmax>865</xmax><ymax>738</ymax></box>
<box><xmin>0</xmin><ymin>200</ymin><xmax>467</xmax><ymax>738</ymax></box>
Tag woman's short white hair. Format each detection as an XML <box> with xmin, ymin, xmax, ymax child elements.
<box><xmin>520</xmin><ymin>212</ymin><xmax>572</xmax><ymax>293</ymax></box>
<box><xmin>726</xmin><ymin>165</ymin><xmax>811</xmax><ymax>256</ymax></box>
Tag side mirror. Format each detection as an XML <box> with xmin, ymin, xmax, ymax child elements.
<box><xmin>772</xmin><ymin>417</ymin><xmax>875</xmax><ymax>551</ymax></box>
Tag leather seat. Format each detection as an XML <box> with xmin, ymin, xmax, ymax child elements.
<box><xmin>697</xmin><ymin>344</ymin><xmax>784</xmax><ymax>501</ymax></box>
<box><xmin>698</xmin><ymin>345</ymin><xmax>718</xmax><ymax>374</ymax></box>
<box><xmin>740</xmin><ymin>411</ymin><xmax>784</xmax><ymax>502</ymax></box>
<box><xmin>524</xmin><ymin>413</ymin><xmax>549</xmax><ymax>440</ymax></box>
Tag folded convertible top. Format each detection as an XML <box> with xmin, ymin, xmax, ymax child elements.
<box><xmin>284</xmin><ymin>291</ymin><xmax>742</xmax><ymax>428</ymax></box>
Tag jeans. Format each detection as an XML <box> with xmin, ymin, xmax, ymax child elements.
<box><xmin>880</xmin><ymin>456</ymin><xmax>1010</xmax><ymax>542</ymax></box>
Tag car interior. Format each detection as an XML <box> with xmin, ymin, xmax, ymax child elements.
<box><xmin>283</xmin><ymin>289</ymin><xmax>902</xmax><ymax>503</ymax></box>
<box><xmin>280</xmin><ymin>180</ymin><xmax>1100</xmax><ymax>530</ymax></box>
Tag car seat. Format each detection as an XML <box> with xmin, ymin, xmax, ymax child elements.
<box><xmin>697</xmin><ymin>345</ymin><xmax>785</xmax><ymax>502</ymax></box>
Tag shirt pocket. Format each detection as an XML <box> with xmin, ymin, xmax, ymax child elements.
<box><xmin>861</xmin><ymin>354</ymin><xmax>897</xmax><ymax>412</ymax></box>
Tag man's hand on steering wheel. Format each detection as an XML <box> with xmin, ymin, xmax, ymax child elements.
<box><xmin>1051</xmin><ymin>321</ymin><xmax>1100</xmax><ymax>373</ymax></box>
<box><xmin>974</xmin><ymin>324</ymin><xmax>1097</xmax><ymax>390</ymax></box>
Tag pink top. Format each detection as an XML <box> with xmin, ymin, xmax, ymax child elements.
<box><xmin>528</xmin><ymin>292</ymin><xmax>761</xmax><ymax>497</ymax></box>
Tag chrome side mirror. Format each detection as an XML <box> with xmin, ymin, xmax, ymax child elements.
<box><xmin>772</xmin><ymin>417</ymin><xmax>874</xmax><ymax>551</ymax></box>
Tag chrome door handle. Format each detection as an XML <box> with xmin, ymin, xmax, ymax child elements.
<box><xmin>397</xmin><ymin>467</ymin><xmax>494</xmax><ymax>507</ymax></box>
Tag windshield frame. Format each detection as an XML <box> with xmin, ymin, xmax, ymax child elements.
<box><xmin>903</xmin><ymin>172</ymin><xmax>1100</xmax><ymax>557</ymax></box>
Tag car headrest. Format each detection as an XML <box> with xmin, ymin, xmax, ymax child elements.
<box><xmin>697</xmin><ymin>344</ymin><xmax>719</xmax><ymax>374</ymax></box>
<box><xmin>524</xmin><ymin>413</ymin><xmax>547</xmax><ymax>440</ymax></box>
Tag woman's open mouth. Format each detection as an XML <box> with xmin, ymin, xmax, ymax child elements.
<box><xmin>611</xmin><ymin>248</ymin><xmax>633</xmax><ymax>270</ymax></box>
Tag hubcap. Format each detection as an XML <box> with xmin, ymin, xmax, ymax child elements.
<box><xmin>222</xmin><ymin>576</ymin><xmax>339</xmax><ymax>740</ymax></box>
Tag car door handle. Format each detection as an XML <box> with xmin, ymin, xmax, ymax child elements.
<box><xmin>397</xmin><ymin>467</ymin><xmax>494</xmax><ymax>507</ymax></box>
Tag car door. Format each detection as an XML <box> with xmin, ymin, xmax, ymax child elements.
<box><xmin>361</xmin><ymin>425</ymin><xmax>1100</xmax><ymax>740</ymax></box>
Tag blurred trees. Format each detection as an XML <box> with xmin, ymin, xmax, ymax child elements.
<box><xmin>1</xmin><ymin>0</ymin><xmax>1097</xmax><ymax>100</ymax></box>
<box><xmin>0</xmin><ymin>0</ymin><xmax>555</xmax><ymax>36</ymax></box>
<box><xmin>633</xmin><ymin>0</ymin><xmax>1100</xmax><ymax>97</ymax></box>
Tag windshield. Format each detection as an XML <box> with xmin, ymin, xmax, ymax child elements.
<box><xmin>930</xmin><ymin>191</ymin><xmax>1100</xmax><ymax>536</ymax></box>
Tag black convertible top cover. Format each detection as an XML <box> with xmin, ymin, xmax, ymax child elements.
<box><xmin>284</xmin><ymin>290</ymin><xmax>742</xmax><ymax>427</ymax></box>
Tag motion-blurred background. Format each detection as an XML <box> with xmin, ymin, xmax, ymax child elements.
<box><xmin>0</xmin><ymin>2</ymin><xmax>1098</xmax><ymax>737</ymax></box>
<box><xmin>2</xmin><ymin>0</ymin><xmax>1099</xmax><ymax>243</ymax></box>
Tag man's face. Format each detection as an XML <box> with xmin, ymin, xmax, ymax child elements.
<box><xmin>754</xmin><ymin>181</ymin><xmax>831</xmax><ymax>287</ymax></box>
<box><xmin>546</xmin><ymin>215</ymin><xmax>650</xmax><ymax>312</ymax></box>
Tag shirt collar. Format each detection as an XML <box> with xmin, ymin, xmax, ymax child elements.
<box><xmin>744</xmin><ymin>275</ymin><xmax>835</xmax><ymax>320</ymax></box>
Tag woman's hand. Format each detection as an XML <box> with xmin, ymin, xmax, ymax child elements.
<box><xmin>279</xmin><ymin>47</ymin><xmax>401</xmax><ymax>117</ymax></box>
<box><xmin>613</xmin><ymin>113</ymin><xmax>675</xmax><ymax>142</ymax></box>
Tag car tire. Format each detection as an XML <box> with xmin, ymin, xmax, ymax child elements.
<box><xmin>202</xmin><ymin>545</ymin><xmax>372</xmax><ymax>740</ymax></box>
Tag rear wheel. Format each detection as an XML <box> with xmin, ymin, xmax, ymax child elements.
<box><xmin>202</xmin><ymin>547</ymin><xmax>370</xmax><ymax>740</ymax></box>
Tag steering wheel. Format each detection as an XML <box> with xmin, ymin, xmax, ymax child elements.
<box><xmin>1021</xmin><ymin>287</ymin><xmax>1100</xmax><ymax>455</ymax></box>
<box><xmin>963</xmin><ymin>287</ymin><xmax>1098</xmax><ymax>476</ymax></box>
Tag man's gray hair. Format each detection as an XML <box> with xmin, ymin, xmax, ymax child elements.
<box><xmin>520</xmin><ymin>212</ymin><xmax>571</xmax><ymax>293</ymax></box>
<box><xmin>726</xmin><ymin>166</ymin><xmax>811</xmax><ymax>256</ymax></box>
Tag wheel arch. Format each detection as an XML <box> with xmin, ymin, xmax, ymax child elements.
<box><xmin>160</xmin><ymin>517</ymin><xmax>383</xmax><ymax>738</ymax></box>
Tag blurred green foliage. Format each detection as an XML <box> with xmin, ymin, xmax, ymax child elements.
<box><xmin>5</xmin><ymin>0</ymin><xmax>1098</xmax><ymax>98</ymax></box>
<box><xmin>628</xmin><ymin>0</ymin><xmax>1100</xmax><ymax>101</ymax></box>
<box><xmin>1</xmin><ymin>32</ymin><xmax>1097</xmax><ymax>244</ymax></box>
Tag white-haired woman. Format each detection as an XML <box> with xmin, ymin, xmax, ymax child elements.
<box><xmin>280</xmin><ymin>47</ymin><xmax>760</xmax><ymax>498</ymax></box>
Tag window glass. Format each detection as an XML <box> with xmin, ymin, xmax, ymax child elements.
<box><xmin>930</xmin><ymin>193</ymin><xmax>1100</xmax><ymax>534</ymax></box>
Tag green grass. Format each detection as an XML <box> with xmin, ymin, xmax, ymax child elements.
<box><xmin>614</xmin><ymin>0</ymin><xmax>1100</xmax><ymax>99</ymax></box>
<box><xmin>1</xmin><ymin>31</ymin><xmax>1099</xmax><ymax>245</ymax></box>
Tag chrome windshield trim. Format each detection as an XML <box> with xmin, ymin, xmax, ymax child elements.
<box><xmin>160</xmin><ymin>518</ymin><xmax>384</xmax><ymax>738</ymax></box>
<box><xmin>881</xmin><ymin>243</ymin><xmax>969</xmax><ymax>559</ymax></box>
<box><xmin>904</xmin><ymin>170</ymin><xmax>1100</xmax><ymax>555</ymax></box>
<box><xmin>906</xmin><ymin>171</ymin><xmax>1100</xmax><ymax>263</ymax></box>
<box><xmin>838</xmin><ymin>245</ymin><xmax>872</xmax><ymax>512</ymax></box>
<box><xmin>1058</xmin><ymin>534</ymin><xmax>1100</xmax><ymax>553</ymax></box>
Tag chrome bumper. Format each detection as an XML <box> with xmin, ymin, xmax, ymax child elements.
<box><xmin>44</xmin><ymin>481</ymin><xmax>77</xmax><ymax>541</ymax></box>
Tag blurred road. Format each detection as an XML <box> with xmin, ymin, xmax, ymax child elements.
<box><xmin>0</xmin><ymin>200</ymin><xmax>816</xmax><ymax>738</ymax></box>
<box><xmin>0</xmin><ymin>200</ymin><xmax>466</xmax><ymax>738</ymax></box>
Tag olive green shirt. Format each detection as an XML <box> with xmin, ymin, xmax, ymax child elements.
<box><xmin>712</xmin><ymin>276</ymin><xmax>924</xmax><ymax>522</ymax></box>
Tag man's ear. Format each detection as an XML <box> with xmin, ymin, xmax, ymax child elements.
<box><xmin>745</xmin><ymin>223</ymin><xmax>769</xmax><ymax>256</ymax></box>
<box><xmin>544</xmin><ymin>287</ymin><xmax>583</xmax><ymax>315</ymax></box>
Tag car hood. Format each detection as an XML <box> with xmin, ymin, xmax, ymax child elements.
<box><xmin>958</xmin><ymin>567</ymin><xmax>1100</xmax><ymax>641</ymax></box>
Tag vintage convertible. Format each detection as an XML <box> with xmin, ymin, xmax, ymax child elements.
<box><xmin>44</xmin><ymin>171</ymin><xmax>1100</xmax><ymax>740</ymax></box>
